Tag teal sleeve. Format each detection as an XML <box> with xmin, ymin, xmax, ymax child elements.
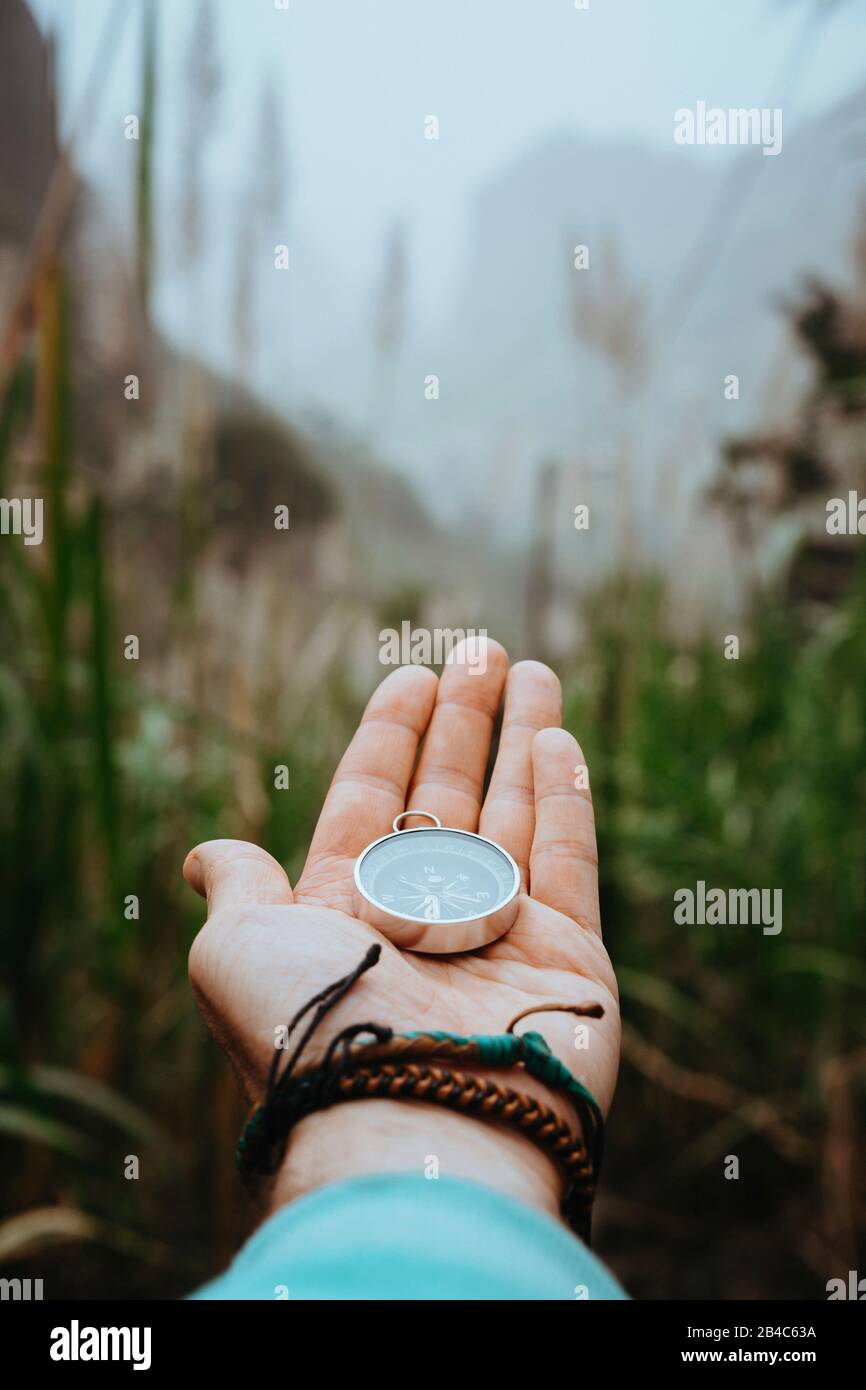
<box><xmin>190</xmin><ymin>1174</ymin><xmax>628</xmax><ymax>1301</ymax></box>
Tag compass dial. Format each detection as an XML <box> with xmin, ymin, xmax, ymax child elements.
<box><xmin>355</xmin><ymin>828</ymin><xmax>519</xmax><ymax>926</ymax></box>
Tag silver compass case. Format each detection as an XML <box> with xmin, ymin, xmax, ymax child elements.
<box><xmin>353</xmin><ymin>812</ymin><xmax>521</xmax><ymax>954</ymax></box>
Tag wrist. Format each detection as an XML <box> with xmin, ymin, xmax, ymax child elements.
<box><xmin>265</xmin><ymin>1069</ymin><xmax>572</xmax><ymax>1226</ymax></box>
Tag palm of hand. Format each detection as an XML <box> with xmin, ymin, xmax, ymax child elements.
<box><xmin>186</xmin><ymin>644</ymin><xmax>620</xmax><ymax>1118</ymax></box>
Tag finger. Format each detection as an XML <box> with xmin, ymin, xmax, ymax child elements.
<box><xmin>406</xmin><ymin>636</ymin><xmax>508</xmax><ymax>831</ymax></box>
<box><xmin>479</xmin><ymin>660</ymin><xmax>562</xmax><ymax>889</ymax></box>
<box><xmin>302</xmin><ymin>663</ymin><xmax>439</xmax><ymax>869</ymax></box>
<box><xmin>529</xmin><ymin>727</ymin><xmax>601</xmax><ymax>934</ymax></box>
<box><xmin>183</xmin><ymin>839</ymin><xmax>293</xmax><ymax>915</ymax></box>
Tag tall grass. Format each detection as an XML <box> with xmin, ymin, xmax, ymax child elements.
<box><xmin>561</xmin><ymin>572</ymin><xmax>866</xmax><ymax>1294</ymax></box>
<box><xmin>2</xmin><ymin>395</ymin><xmax>863</xmax><ymax>1293</ymax></box>
<box><xmin>0</xmin><ymin>257</ymin><xmax>347</xmax><ymax>1285</ymax></box>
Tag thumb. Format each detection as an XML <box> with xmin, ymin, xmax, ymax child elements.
<box><xmin>183</xmin><ymin>839</ymin><xmax>293</xmax><ymax>914</ymax></box>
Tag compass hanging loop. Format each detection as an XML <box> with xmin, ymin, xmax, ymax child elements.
<box><xmin>392</xmin><ymin>810</ymin><xmax>442</xmax><ymax>832</ymax></box>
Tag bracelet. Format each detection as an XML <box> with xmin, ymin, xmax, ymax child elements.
<box><xmin>236</xmin><ymin>945</ymin><xmax>606</xmax><ymax>1243</ymax></box>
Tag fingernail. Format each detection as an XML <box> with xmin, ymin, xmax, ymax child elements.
<box><xmin>183</xmin><ymin>851</ymin><xmax>204</xmax><ymax>895</ymax></box>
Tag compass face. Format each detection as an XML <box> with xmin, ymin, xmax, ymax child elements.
<box><xmin>355</xmin><ymin>828</ymin><xmax>519</xmax><ymax>925</ymax></box>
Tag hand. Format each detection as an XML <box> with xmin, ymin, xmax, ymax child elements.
<box><xmin>184</xmin><ymin>640</ymin><xmax>620</xmax><ymax>1225</ymax></box>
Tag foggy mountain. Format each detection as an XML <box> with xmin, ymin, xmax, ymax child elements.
<box><xmin>253</xmin><ymin>87</ymin><xmax>866</xmax><ymax>550</ymax></box>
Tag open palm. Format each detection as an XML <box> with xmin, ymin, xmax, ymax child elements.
<box><xmin>185</xmin><ymin>641</ymin><xmax>620</xmax><ymax>1128</ymax></box>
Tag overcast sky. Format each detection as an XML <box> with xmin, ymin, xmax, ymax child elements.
<box><xmin>21</xmin><ymin>0</ymin><xmax>866</xmax><ymax>506</ymax></box>
<box><xmin>27</xmin><ymin>1</ymin><xmax>866</xmax><ymax>320</ymax></box>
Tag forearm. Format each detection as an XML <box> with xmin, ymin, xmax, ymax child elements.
<box><xmin>195</xmin><ymin>1084</ymin><xmax>627</xmax><ymax>1299</ymax></box>
<box><xmin>195</xmin><ymin>1140</ymin><xmax>628</xmax><ymax>1300</ymax></box>
<box><xmin>267</xmin><ymin>1076</ymin><xmax>569</xmax><ymax>1225</ymax></box>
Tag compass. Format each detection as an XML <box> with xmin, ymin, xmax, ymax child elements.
<box><xmin>354</xmin><ymin>811</ymin><xmax>521</xmax><ymax>954</ymax></box>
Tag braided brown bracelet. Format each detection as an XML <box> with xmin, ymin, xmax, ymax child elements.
<box><xmin>237</xmin><ymin>945</ymin><xmax>605</xmax><ymax>1243</ymax></box>
<box><xmin>318</xmin><ymin>1056</ymin><xmax>592</xmax><ymax>1234</ymax></box>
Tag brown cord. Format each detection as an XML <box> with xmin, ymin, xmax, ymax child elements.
<box><xmin>505</xmin><ymin>1001</ymin><xmax>605</xmax><ymax>1033</ymax></box>
<box><xmin>287</xmin><ymin>1055</ymin><xmax>596</xmax><ymax>1238</ymax></box>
